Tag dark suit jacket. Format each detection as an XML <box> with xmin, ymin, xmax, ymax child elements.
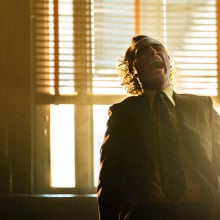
<box><xmin>97</xmin><ymin>93</ymin><xmax>220</xmax><ymax>220</ymax></box>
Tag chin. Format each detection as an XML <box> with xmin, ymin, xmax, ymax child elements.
<box><xmin>142</xmin><ymin>78</ymin><xmax>166</xmax><ymax>90</ymax></box>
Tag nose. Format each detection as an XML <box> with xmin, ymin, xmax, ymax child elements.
<box><xmin>149</xmin><ymin>46</ymin><xmax>158</xmax><ymax>56</ymax></box>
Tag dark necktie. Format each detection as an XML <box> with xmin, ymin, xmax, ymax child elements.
<box><xmin>154</xmin><ymin>92</ymin><xmax>186</xmax><ymax>202</ymax></box>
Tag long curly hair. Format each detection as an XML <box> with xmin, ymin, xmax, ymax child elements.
<box><xmin>117</xmin><ymin>35</ymin><xmax>175</xmax><ymax>95</ymax></box>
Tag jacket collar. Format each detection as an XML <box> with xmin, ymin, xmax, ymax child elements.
<box><xmin>163</xmin><ymin>85</ymin><xmax>175</xmax><ymax>106</ymax></box>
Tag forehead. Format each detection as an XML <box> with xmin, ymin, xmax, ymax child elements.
<box><xmin>134</xmin><ymin>37</ymin><xmax>166</xmax><ymax>52</ymax></box>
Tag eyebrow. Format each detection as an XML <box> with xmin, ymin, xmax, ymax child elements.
<box><xmin>151</xmin><ymin>43</ymin><xmax>165</xmax><ymax>49</ymax></box>
<box><xmin>135</xmin><ymin>43</ymin><xmax>165</xmax><ymax>55</ymax></box>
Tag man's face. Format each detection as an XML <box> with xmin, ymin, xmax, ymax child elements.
<box><xmin>134</xmin><ymin>38</ymin><xmax>170</xmax><ymax>90</ymax></box>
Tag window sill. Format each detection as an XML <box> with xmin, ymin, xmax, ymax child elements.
<box><xmin>0</xmin><ymin>194</ymin><xmax>99</xmax><ymax>219</ymax></box>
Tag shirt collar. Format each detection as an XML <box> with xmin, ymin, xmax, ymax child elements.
<box><xmin>163</xmin><ymin>85</ymin><xmax>175</xmax><ymax>106</ymax></box>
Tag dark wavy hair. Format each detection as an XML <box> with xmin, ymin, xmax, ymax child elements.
<box><xmin>117</xmin><ymin>35</ymin><xmax>174</xmax><ymax>95</ymax></box>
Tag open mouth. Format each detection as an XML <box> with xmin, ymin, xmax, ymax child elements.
<box><xmin>149</xmin><ymin>60</ymin><xmax>163</xmax><ymax>71</ymax></box>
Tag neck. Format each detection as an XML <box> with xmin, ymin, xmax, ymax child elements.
<box><xmin>143</xmin><ymin>89</ymin><xmax>157</xmax><ymax>107</ymax></box>
<box><xmin>142</xmin><ymin>81</ymin><xmax>171</xmax><ymax>106</ymax></box>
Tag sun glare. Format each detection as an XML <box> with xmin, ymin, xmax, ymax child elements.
<box><xmin>50</xmin><ymin>104</ymin><xmax>75</xmax><ymax>188</ymax></box>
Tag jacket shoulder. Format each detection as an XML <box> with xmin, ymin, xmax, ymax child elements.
<box><xmin>174</xmin><ymin>92</ymin><xmax>212</xmax><ymax>106</ymax></box>
<box><xmin>110</xmin><ymin>96</ymin><xmax>142</xmax><ymax>111</ymax></box>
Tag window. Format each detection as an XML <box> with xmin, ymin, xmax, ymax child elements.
<box><xmin>32</xmin><ymin>0</ymin><xmax>220</xmax><ymax>193</ymax></box>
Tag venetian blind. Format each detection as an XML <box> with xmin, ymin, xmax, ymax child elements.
<box><xmin>166</xmin><ymin>0</ymin><xmax>218</xmax><ymax>96</ymax></box>
<box><xmin>32</xmin><ymin>0</ymin><xmax>94</xmax><ymax>96</ymax></box>
<box><xmin>32</xmin><ymin>0</ymin><xmax>219</xmax><ymax>99</ymax></box>
<box><xmin>139</xmin><ymin>0</ymin><xmax>218</xmax><ymax>96</ymax></box>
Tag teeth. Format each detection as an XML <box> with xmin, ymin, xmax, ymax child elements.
<box><xmin>150</xmin><ymin>60</ymin><xmax>163</xmax><ymax>70</ymax></box>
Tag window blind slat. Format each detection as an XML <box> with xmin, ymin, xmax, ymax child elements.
<box><xmin>166</xmin><ymin>0</ymin><xmax>217</xmax><ymax>95</ymax></box>
<box><xmin>33</xmin><ymin>0</ymin><xmax>219</xmax><ymax>97</ymax></box>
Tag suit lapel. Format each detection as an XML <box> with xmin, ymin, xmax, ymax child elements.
<box><xmin>173</xmin><ymin>92</ymin><xmax>206</xmax><ymax>156</ymax></box>
<box><xmin>173</xmin><ymin>93</ymin><xmax>218</xmax><ymax>191</ymax></box>
<box><xmin>173</xmin><ymin>93</ymin><xmax>199</xmax><ymax>129</ymax></box>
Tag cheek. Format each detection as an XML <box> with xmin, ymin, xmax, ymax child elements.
<box><xmin>166</xmin><ymin>61</ymin><xmax>170</xmax><ymax>74</ymax></box>
<box><xmin>162</xmin><ymin>55</ymin><xmax>170</xmax><ymax>74</ymax></box>
<box><xmin>134</xmin><ymin>58</ymin><xmax>150</xmax><ymax>73</ymax></box>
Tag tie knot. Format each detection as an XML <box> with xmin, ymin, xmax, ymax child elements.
<box><xmin>154</xmin><ymin>91</ymin><xmax>174</xmax><ymax>111</ymax></box>
<box><xmin>154</xmin><ymin>91</ymin><xmax>165</xmax><ymax>102</ymax></box>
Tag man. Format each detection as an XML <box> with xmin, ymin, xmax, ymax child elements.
<box><xmin>97</xmin><ymin>35</ymin><xmax>220</xmax><ymax>220</ymax></box>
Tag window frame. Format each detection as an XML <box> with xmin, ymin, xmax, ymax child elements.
<box><xmin>32</xmin><ymin>0</ymin><xmax>220</xmax><ymax>194</ymax></box>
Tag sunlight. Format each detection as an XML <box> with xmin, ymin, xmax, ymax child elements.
<box><xmin>215</xmin><ymin>106</ymin><xmax>220</xmax><ymax>115</ymax></box>
<box><xmin>162</xmin><ymin>0</ymin><xmax>167</xmax><ymax>45</ymax></box>
<box><xmin>48</xmin><ymin>0</ymin><xmax>74</xmax><ymax>95</ymax></box>
<box><xmin>93</xmin><ymin>105</ymin><xmax>109</xmax><ymax>186</ymax></box>
<box><xmin>50</xmin><ymin>104</ymin><xmax>75</xmax><ymax>188</ymax></box>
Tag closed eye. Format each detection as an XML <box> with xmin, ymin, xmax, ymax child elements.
<box><xmin>151</xmin><ymin>44</ymin><xmax>165</xmax><ymax>52</ymax></box>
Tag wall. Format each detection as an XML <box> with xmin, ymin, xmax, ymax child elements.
<box><xmin>0</xmin><ymin>0</ymin><xmax>32</xmax><ymax>194</ymax></box>
<box><xmin>0</xmin><ymin>1</ymin><xmax>99</xmax><ymax>219</ymax></box>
